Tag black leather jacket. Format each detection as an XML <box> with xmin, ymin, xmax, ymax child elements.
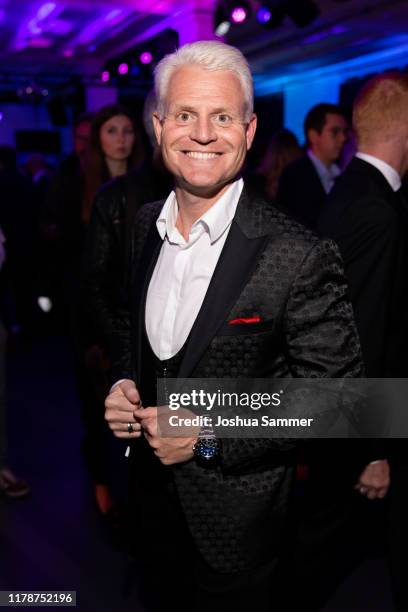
<box><xmin>80</xmin><ymin>165</ymin><xmax>172</xmax><ymax>353</ymax></box>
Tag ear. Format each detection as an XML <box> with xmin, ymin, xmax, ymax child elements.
<box><xmin>246</xmin><ymin>114</ymin><xmax>257</xmax><ymax>150</ymax></box>
<box><xmin>307</xmin><ymin>128</ymin><xmax>319</xmax><ymax>148</ymax></box>
<box><xmin>152</xmin><ymin>113</ymin><xmax>163</xmax><ymax>146</ymax></box>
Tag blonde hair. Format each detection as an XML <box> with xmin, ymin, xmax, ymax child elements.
<box><xmin>353</xmin><ymin>72</ymin><xmax>408</xmax><ymax>147</ymax></box>
<box><xmin>154</xmin><ymin>40</ymin><xmax>254</xmax><ymax>122</ymax></box>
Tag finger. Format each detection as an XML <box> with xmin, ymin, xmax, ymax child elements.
<box><xmin>141</xmin><ymin>421</ymin><xmax>158</xmax><ymax>438</ymax></box>
<box><xmin>112</xmin><ymin>430</ymin><xmax>142</xmax><ymax>439</ymax></box>
<box><xmin>110</xmin><ymin>421</ymin><xmax>142</xmax><ymax>434</ymax></box>
<box><xmin>366</xmin><ymin>489</ymin><xmax>378</xmax><ymax>500</ymax></box>
<box><xmin>105</xmin><ymin>394</ymin><xmax>136</xmax><ymax>415</ymax></box>
<box><xmin>105</xmin><ymin>419</ymin><xmax>141</xmax><ymax>435</ymax></box>
<box><xmin>105</xmin><ymin>407</ymin><xmax>138</xmax><ymax>425</ymax></box>
<box><xmin>142</xmin><ymin>430</ymin><xmax>160</xmax><ymax>449</ymax></box>
<box><xmin>119</xmin><ymin>380</ymin><xmax>142</xmax><ymax>405</ymax></box>
<box><xmin>134</xmin><ymin>407</ymin><xmax>157</xmax><ymax>420</ymax></box>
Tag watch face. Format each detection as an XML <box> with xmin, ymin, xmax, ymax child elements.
<box><xmin>195</xmin><ymin>438</ymin><xmax>219</xmax><ymax>461</ymax></box>
<box><xmin>200</xmin><ymin>445</ymin><xmax>217</xmax><ymax>459</ymax></box>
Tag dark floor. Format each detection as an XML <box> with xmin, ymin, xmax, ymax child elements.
<box><xmin>1</xmin><ymin>334</ymin><xmax>395</xmax><ymax>611</ymax></box>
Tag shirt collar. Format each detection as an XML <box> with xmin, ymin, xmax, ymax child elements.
<box><xmin>307</xmin><ymin>150</ymin><xmax>340</xmax><ymax>181</ymax></box>
<box><xmin>156</xmin><ymin>178</ymin><xmax>244</xmax><ymax>244</ymax></box>
<box><xmin>355</xmin><ymin>152</ymin><xmax>401</xmax><ymax>192</ymax></box>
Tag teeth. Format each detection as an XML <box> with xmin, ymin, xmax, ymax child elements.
<box><xmin>185</xmin><ymin>152</ymin><xmax>219</xmax><ymax>159</ymax></box>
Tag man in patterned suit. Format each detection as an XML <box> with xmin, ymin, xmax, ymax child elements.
<box><xmin>104</xmin><ymin>41</ymin><xmax>362</xmax><ymax>611</ymax></box>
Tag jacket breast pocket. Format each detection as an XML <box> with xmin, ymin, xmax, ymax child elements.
<box><xmin>218</xmin><ymin>318</ymin><xmax>274</xmax><ymax>336</ymax></box>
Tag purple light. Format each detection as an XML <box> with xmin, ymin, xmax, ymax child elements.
<box><xmin>257</xmin><ymin>7</ymin><xmax>271</xmax><ymax>24</ymax></box>
<box><xmin>101</xmin><ymin>70</ymin><xmax>110</xmax><ymax>83</ymax></box>
<box><xmin>0</xmin><ymin>112</ymin><xmax>3</xmax><ymax>122</ymax></box>
<box><xmin>104</xmin><ymin>9</ymin><xmax>122</xmax><ymax>23</ymax></box>
<box><xmin>231</xmin><ymin>7</ymin><xmax>247</xmax><ymax>23</ymax></box>
<box><xmin>331</xmin><ymin>25</ymin><xmax>347</xmax><ymax>35</ymax></box>
<box><xmin>37</xmin><ymin>2</ymin><xmax>57</xmax><ymax>21</ymax></box>
<box><xmin>140</xmin><ymin>51</ymin><xmax>153</xmax><ymax>65</ymax></box>
<box><xmin>118</xmin><ymin>63</ymin><xmax>129</xmax><ymax>75</ymax></box>
<box><xmin>63</xmin><ymin>49</ymin><xmax>74</xmax><ymax>58</ymax></box>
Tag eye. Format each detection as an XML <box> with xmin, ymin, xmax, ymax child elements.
<box><xmin>214</xmin><ymin>114</ymin><xmax>232</xmax><ymax>125</ymax></box>
<box><xmin>176</xmin><ymin>112</ymin><xmax>193</xmax><ymax>123</ymax></box>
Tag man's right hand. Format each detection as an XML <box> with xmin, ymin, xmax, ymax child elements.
<box><xmin>104</xmin><ymin>379</ymin><xmax>142</xmax><ymax>438</ymax></box>
<box><xmin>354</xmin><ymin>459</ymin><xmax>390</xmax><ymax>500</ymax></box>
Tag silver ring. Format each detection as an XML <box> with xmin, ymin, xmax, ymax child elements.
<box><xmin>127</xmin><ymin>422</ymin><xmax>134</xmax><ymax>434</ymax></box>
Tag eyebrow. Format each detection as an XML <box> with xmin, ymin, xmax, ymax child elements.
<box><xmin>170</xmin><ymin>104</ymin><xmax>235</xmax><ymax>115</ymax></box>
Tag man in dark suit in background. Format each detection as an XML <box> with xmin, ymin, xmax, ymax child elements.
<box><xmin>320</xmin><ymin>72</ymin><xmax>408</xmax><ymax>611</ymax></box>
<box><xmin>278</xmin><ymin>103</ymin><xmax>348</xmax><ymax>229</ymax></box>
<box><xmin>103</xmin><ymin>41</ymin><xmax>362</xmax><ymax>611</ymax></box>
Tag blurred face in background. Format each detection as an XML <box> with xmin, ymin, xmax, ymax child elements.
<box><xmin>73</xmin><ymin>120</ymin><xmax>91</xmax><ymax>157</ymax></box>
<box><xmin>99</xmin><ymin>114</ymin><xmax>135</xmax><ymax>163</ymax></box>
<box><xmin>308</xmin><ymin>112</ymin><xmax>348</xmax><ymax>166</ymax></box>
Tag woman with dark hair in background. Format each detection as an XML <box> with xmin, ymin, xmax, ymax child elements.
<box><xmin>82</xmin><ymin>104</ymin><xmax>144</xmax><ymax>225</ymax></box>
<box><xmin>75</xmin><ymin>104</ymin><xmax>145</xmax><ymax>526</ymax></box>
<box><xmin>254</xmin><ymin>128</ymin><xmax>302</xmax><ymax>200</ymax></box>
<box><xmin>80</xmin><ymin>94</ymin><xmax>172</xmax><ymax>542</ymax></box>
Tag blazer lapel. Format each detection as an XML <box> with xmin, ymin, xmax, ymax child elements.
<box><xmin>178</xmin><ymin>220</ymin><xmax>269</xmax><ymax>377</ymax></box>
<box><xmin>132</xmin><ymin>222</ymin><xmax>162</xmax><ymax>382</ymax></box>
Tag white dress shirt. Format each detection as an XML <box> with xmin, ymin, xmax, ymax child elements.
<box><xmin>355</xmin><ymin>152</ymin><xmax>401</xmax><ymax>192</ymax></box>
<box><xmin>307</xmin><ymin>150</ymin><xmax>341</xmax><ymax>194</ymax></box>
<box><xmin>145</xmin><ymin>179</ymin><xmax>244</xmax><ymax>359</ymax></box>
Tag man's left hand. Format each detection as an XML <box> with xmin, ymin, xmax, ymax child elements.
<box><xmin>134</xmin><ymin>407</ymin><xmax>199</xmax><ymax>466</ymax></box>
<box><xmin>354</xmin><ymin>459</ymin><xmax>390</xmax><ymax>500</ymax></box>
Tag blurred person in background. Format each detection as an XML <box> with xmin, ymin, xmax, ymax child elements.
<box><xmin>74</xmin><ymin>105</ymin><xmax>145</xmax><ymax>527</ymax></box>
<box><xmin>81</xmin><ymin>91</ymin><xmax>172</xmax><ymax>368</ymax></box>
<box><xmin>39</xmin><ymin>113</ymin><xmax>93</xmax><ymax>325</ymax></box>
<box><xmin>277</xmin><ymin>103</ymin><xmax>348</xmax><ymax>229</ymax></box>
<box><xmin>80</xmin><ymin>92</ymin><xmax>172</xmax><ymax>546</ymax></box>
<box><xmin>0</xmin><ymin>146</ymin><xmax>37</xmax><ymax>338</ymax></box>
<box><xmin>319</xmin><ymin>72</ymin><xmax>408</xmax><ymax>612</ymax></box>
<box><xmin>0</xmin><ymin>224</ymin><xmax>30</xmax><ymax>498</ymax></box>
<box><xmin>251</xmin><ymin>128</ymin><xmax>302</xmax><ymax>200</ymax></box>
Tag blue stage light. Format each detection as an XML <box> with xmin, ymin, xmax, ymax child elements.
<box><xmin>257</xmin><ymin>7</ymin><xmax>272</xmax><ymax>24</ymax></box>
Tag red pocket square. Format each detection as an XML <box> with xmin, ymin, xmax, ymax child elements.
<box><xmin>228</xmin><ymin>316</ymin><xmax>261</xmax><ymax>325</ymax></box>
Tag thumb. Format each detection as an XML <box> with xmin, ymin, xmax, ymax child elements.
<box><xmin>118</xmin><ymin>380</ymin><xmax>141</xmax><ymax>405</ymax></box>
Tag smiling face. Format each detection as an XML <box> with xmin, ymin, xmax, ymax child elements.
<box><xmin>99</xmin><ymin>114</ymin><xmax>135</xmax><ymax>163</ymax></box>
<box><xmin>153</xmin><ymin>65</ymin><xmax>257</xmax><ymax>200</ymax></box>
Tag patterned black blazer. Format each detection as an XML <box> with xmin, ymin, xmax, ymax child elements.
<box><xmin>111</xmin><ymin>185</ymin><xmax>362</xmax><ymax>572</ymax></box>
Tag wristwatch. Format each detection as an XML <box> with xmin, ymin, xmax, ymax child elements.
<box><xmin>192</xmin><ymin>436</ymin><xmax>221</xmax><ymax>465</ymax></box>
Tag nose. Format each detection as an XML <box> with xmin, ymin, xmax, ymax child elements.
<box><xmin>338</xmin><ymin>129</ymin><xmax>348</xmax><ymax>145</ymax></box>
<box><xmin>190</xmin><ymin>116</ymin><xmax>217</xmax><ymax>144</ymax></box>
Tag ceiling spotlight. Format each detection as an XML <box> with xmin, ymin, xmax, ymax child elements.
<box><xmin>230</xmin><ymin>2</ymin><xmax>251</xmax><ymax>24</ymax></box>
<box><xmin>257</xmin><ymin>7</ymin><xmax>272</xmax><ymax>23</ymax></box>
<box><xmin>101</xmin><ymin>70</ymin><xmax>110</xmax><ymax>83</ymax></box>
<box><xmin>140</xmin><ymin>51</ymin><xmax>153</xmax><ymax>65</ymax></box>
<box><xmin>118</xmin><ymin>62</ymin><xmax>129</xmax><ymax>75</ymax></box>
<box><xmin>214</xmin><ymin>5</ymin><xmax>231</xmax><ymax>36</ymax></box>
<box><xmin>256</xmin><ymin>2</ymin><xmax>285</xmax><ymax>27</ymax></box>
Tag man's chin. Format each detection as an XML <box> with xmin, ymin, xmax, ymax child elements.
<box><xmin>177</xmin><ymin>178</ymin><xmax>236</xmax><ymax>200</ymax></box>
